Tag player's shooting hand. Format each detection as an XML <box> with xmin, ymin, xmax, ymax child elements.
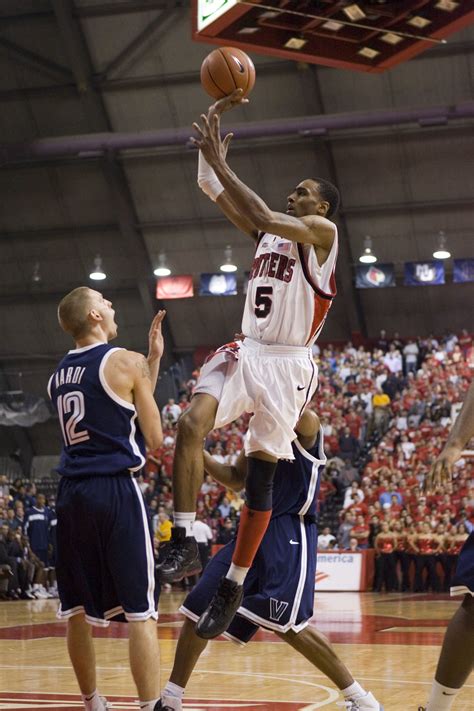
<box><xmin>425</xmin><ymin>444</ymin><xmax>462</xmax><ymax>491</ymax></box>
<box><xmin>191</xmin><ymin>111</ymin><xmax>227</xmax><ymax>167</ymax></box>
<box><xmin>209</xmin><ymin>88</ymin><xmax>249</xmax><ymax>117</ymax></box>
<box><xmin>148</xmin><ymin>310</ymin><xmax>166</xmax><ymax>362</ymax></box>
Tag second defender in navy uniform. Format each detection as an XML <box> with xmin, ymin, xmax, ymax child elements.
<box><xmin>419</xmin><ymin>378</ymin><xmax>474</xmax><ymax>711</ymax></box>
<box><xmin>158</xmin><ymin>409</ymin><xmax>383</xmax><ymax>711</ymax></box>
<box><xmin>48</xmin><ymin>287</ymin><xmax>167</xmax><ymax>711</ymax></box>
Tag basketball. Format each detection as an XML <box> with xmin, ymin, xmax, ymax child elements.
<box><xmin>200</xmin><ymin>47</ymin><xmax>256</xmax><ymax>100</ymax></box>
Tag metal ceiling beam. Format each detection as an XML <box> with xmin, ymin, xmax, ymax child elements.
<box><xmin>0</xmin><ymin>36</ymin><xmax>73</xmax><ymax>82</ymax></box>
<box><xmin>0</xmin><ymin>2</ymin><xmax>184</xmax><ymax>22</ymax></box>
<box><xmin>50</xmin><ymin>0</ymin><xmax>176</xmax><ymax>364</ymax></box>
<box><xmin>2</xmin><ymin>99</ymin><xmax>473</xmax><ymax>163</ymax></box>
<box><xmin>2</xmin><ymin>197</ymin><xmax>471</xmax><ymax>244</ymax></box>
<box><xmin>1</xmin><ymin>39</ymin><xmax>474</xmax><ymax>102</ymax></box>
<box><xmin>98</xmin><ymin>5</ymin><xmax>179</xmax><ymax>81</ymax></box>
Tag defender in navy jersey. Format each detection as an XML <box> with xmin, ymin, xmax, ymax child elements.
<box><xmin>157</xmin><ymin>409</ymin><xmax>382</xmax><ymax>711</ymax></box>
<box><xmin>49</xmin><ymin>287</ymin><xmax>167</xmax><ymax>711</ymax></box>
<box><xmin>420</xmin><ymin>379</ymin><xmax>474</xmax><ymax>711</ymax></box>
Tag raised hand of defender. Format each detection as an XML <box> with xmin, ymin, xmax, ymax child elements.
<box><xmin>148</xmin><ymin>310</ymin><xmax>166</xmax><ymax>362</ymax></box>
<box><xmin>425</xmin><ymin>444</ymin><xmax>461</xmax><ymax>491</ymax></box>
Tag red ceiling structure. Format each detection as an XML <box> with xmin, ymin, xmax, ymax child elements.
<box><xmin>192</xmin><ymin>1</ymin><xmax>474</xmax><ymax>73</ymax></box>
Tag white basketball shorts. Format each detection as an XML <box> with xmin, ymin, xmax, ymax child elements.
<box><xmin>194</xmin><ymin>337</ymin><xmax>318</xmax><ymax>459</ymax></box>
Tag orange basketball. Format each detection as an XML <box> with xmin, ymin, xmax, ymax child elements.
<box><xmin>200</xmin><ymin>47</ymin><xmax>256</xmax><ymax>100</ymax></box>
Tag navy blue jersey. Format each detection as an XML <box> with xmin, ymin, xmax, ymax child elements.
<box><xmin>271</xmin><ymin>430</ymin><xmax>326</xmax><ymax>518</ymax></box>
<box><xmin>24</xmin><ymin>506</ymin><xmax>51</xmax><ymax>551</ymax></box>
<box><xmin>48</xmin><ymin>343</ymin><xmax>146</xmax><ymax>477</ymax></box>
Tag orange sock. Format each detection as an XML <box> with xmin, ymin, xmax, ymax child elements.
<box><xmin>232</xmin><ymin>504</ymin><xmax>272</xmax><ymax>568</ymax></box>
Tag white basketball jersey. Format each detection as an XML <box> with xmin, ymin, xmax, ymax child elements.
<box><xmin>242</xmin><ymin>229</ymin><xmax>338</xmax><ymax>347</ymax></box>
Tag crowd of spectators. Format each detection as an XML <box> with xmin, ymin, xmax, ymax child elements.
<box><xmin>0</xmin><ymin>329</ymin><xmax>472</xmax><ymax>598</ymax></box>
<box><xmin>0</xmin><ymin>477</ymin><xmax>57</xmax><ymax>600</ymax></box>
<box><xmin>145</xmin><ymin>329</ymin><xmax>473</xmax><ymax>593</ymax></box>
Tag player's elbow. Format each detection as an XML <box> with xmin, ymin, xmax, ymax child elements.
<box><xmin>144</xmin><ymin>428</ymin><xmax>163</xmax><ymax>451</ymax></box>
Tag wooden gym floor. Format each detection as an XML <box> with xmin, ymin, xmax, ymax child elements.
<box><xmin>0</xmin><ymin>591</ymin><xmax>472</xmax><ymax>710</ymax></box>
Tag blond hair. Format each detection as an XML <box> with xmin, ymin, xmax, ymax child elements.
<box><xmin>58</xmin><ymin>287</ymin><xmax>94</xmax><ymax>339</ymax></box>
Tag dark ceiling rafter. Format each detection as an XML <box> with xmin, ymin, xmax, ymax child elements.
<box><xmin>1</xmin><ymin>197</ymin><xmax>471</xmax><ymax>246</ymax></box>
<box><xmin>97</xmin><ymin>4</ymin><xmax>180</xmax><ymax>82</ymax></box>
<box><xmin>0</xmin><ymin>36</ymin><xmax>73</xmax><ymax>83</ymax></box>
<box><xmin>1</xmin><ymin>39</ymin><xmax>474</xmax><ymax>103</ymax></box>
<box><xmin>50</xmin><ymin>0</ymin><xmax>176</xmax><ymax>364</ymax></box>
<box><xmin>0</xmin><ymin>1</ymin><xmax>183</xmax><ymax>23</ymax></box>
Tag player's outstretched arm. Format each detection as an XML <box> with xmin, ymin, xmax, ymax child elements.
<box><xmin>203</xmin><ymin>450</ymin><xmax>246</xmax><ymax>492</ymax></box>
<box><xmin>131</xmin><ymin>352</ymin><xmax>163</xmax><ymax>450</ymax></box>
<box><xmin>191</xmin><ymin>105</ymin><xmax>335</xmax><ymax>250</ymax></box>
<box><xmin>196</xmin><ymin>91</ymin><xmax>259</xmax><ymax>240</ymax></box>
<box><xmin>426</xmin><ymin>378</ymin><xmax>474</xmax><ymax>489</ymax></box>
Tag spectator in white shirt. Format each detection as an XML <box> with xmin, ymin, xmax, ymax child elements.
<box><xmin>161</xmin><ymin>398</ymin><xmax>182</xmax><ymax>425</ymax></box>
<box><xmin>192</xmin><ymin>514</ymin><xmax>213</xmax><ymax>572</ymax></box>
<box><xmin>400</xmin><ymin>434</ymin><xmax>415</xmax><ymax>459</ymax></box>
<box><xmin>318</xmin><ymin>526</ymin><xmax>336</xmax><ymax>550</ymax></box>
<box><xmin>395</xmin><ymin>410</ymin><xmax>408</xmax><ymax>431</ymax></box>
<box><xmin>383</xmin><ymin>344</ymin><xmax>403</xmax><ymax>374</ymax></box>
<box><xmin>403</xmin><ymin>340</ymin><xmax>419</xmax><ymax>374</ymax></box>
<box><xmin>343</xmin><ymin>482</ymin><xmax>365</xmax><ymax>509</ymax></box>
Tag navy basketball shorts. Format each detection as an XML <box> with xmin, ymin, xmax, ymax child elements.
<box><xmin>181</xmin><ymin>514</ymin><xmax>317</xmax><ymax>644</ymax></box>
<box><xmin>451</xmin><ymin>531</ymin><xmax>474</xmax><ymax>597</ymax></box>
<box><xmin>56</xmin><ymin>473</ymin><xmax>157</xmax><ymax>627</ymax></box>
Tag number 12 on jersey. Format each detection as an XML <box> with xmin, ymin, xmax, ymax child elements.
<box><xmin>254</xmin><ymin>286</ymin><xmax>273</xmax><ymax>318</ymax></box>
<box><xmin>57</xmin><ymin>391</ymin><xmax>90</xmax><ymax>446</ymax></box>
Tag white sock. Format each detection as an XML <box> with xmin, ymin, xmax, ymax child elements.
<box><xmin>342</xmin><ymin>681</ymin><xmax>367</xmax><ymax>700</ymax></box>
<box><xmin>426</xmin><ymin>679</ymin><xmax>460</xmax><ymax>711</ymax></box>
<box><xmin>163</xmin><ymin>681</ymin><xmax>185</xmax><ymax>700</ymax></box>
<box><xmin>81</xmin><ymin>690</ymin><xmax>105</xmax><ymax>711</ymax></box>
<box><xmin>225</xmin><ymin>563</ymin><xmax>249</xmax><ymax>586</ymax></box>
<box><xmin>173</xmin><ymin>512</ymin><xmax>195</xmax><ymax>537</ymax></box>
<box><xmin>139</xmin><ymin>699</ymin><xmax>160</xmax><ymax>711</ymax></box>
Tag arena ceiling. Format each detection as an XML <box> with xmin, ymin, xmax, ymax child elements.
<box><xmin>0</xmin><ymin>1</ymin><xmax>473</xmax><ymax>457</ymax></box>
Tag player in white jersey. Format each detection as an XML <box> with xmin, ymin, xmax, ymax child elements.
<box><xmin>159</xmin><ymin>89</ymin><xmax>340</xmax><ymax>639</ymax></box>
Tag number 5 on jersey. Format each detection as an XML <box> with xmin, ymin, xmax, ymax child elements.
<box><xmin>57</xmin><ymin>391</ymin><xmax>90</xmax><ymax>446</ymax></box>
<box><xmin>254</xmin><ymin>286</ymin><xmax>273</xmax><ymax>318</ymax></box>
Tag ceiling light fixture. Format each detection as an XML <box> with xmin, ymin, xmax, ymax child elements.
<box><xmin>284</xmin><ymin>37</ymin><xmax>307</xmax><ymax>50</ymax></box>
<box><xmin>154</xmin><ymin>252</ymin><xmax>171</xmax><ymax>277</ymax></box>
<box><xmin>220</xmin><ymin>245</ymin><xmax>237</xmax><ymax>273</ymax></box>
<box><xmin>358</xmin><ymin>47</ymin><xmax>380</xmax><ymax>59</ymax></box>
<box><xmin>433</xmin><ymin>230</ymin><xmax>451</xmax><ymax>260</ymax></box>
<box><xmin>343</xmin><ymin>4</ymin><xmax>366</xmax><ymax>21</ymax></box>
<box><xmin>359</xmin><ymin>236</ymin><xmax>377</xmax><ymax>264</ymax></box>
<box><xmin>89</xmin><ymin>254</ymin><xmax>106</xmax><ymax>281</ymax></box>
<box><xmin>32</xmin><ymin>262</ymin><xmax>41</xmax><ymax>284</ymax></box>
<box><xmin>435</xmin><ymin>0</ymin><xmax>458</xmax><ymax>11</ymax></box>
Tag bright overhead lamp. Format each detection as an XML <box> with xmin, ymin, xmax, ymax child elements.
<box><xmin>435</xmin><ymin>0</ymin><xmax>458</xmax><ymax>11</ymax></box>
<box><xmin>32</xmin><ymin>262</ymin><xmax>41</xmax><ymax>284</ymax></box>
<box><xmin>154</xmin><ymin>252</ymin><xmax>171</xmax><ymax>277</ymax></box>
<box><xmin>343</xmin><ymin>4</ymin><xmax>366</xmax><ymax>21</ymax></box>
<box><xmin>284</xmin><ymin>37</ymin><xmax>307</xmax><ymax>50</ymax></box>
<box><xmin>433</xmin><ymin>230</ymin><xmax>451</xmax><ymax>260</ymax></box>
<box><xmin>220</xmin><ymin>245</ymin><xmax>237</xmax><ymax>273</ymax></box>
<box><xmin>407</xmin><ymin>16</ymin><xmax>431</xmax><ymax>28</ymax></box>
<box><xmin>358</xmin><ymin>47</ymin><xmax>380</xmax><ymax>59</ymax></box>
<box><xmin>359</xmin><ymin>236</ymin><xmax>377</xmax><ymax>264</ymax></box>
<box><xmin>89</xmin><ymin>254</ymin><xmax>106</xmax><ymax>281</ymax></box>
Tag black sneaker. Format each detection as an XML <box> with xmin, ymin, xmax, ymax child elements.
<box><xmin>153</xmin><ymin>700</ymin><xmax>176</xmax><ymax>711</ymax></box>
<box><xmin>157</xmin><ymin>527</ymin><xmax>202</xmax><ymax>583</ymax></box>
<box><xmin>195</xmin><ymin>576</ymin><xmax>243</xmax><ymax>639</ymax></box>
